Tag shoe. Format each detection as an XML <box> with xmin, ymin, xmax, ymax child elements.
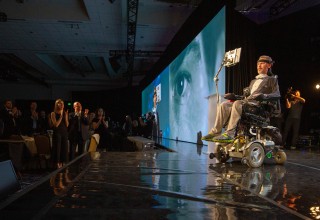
<box><xmin>213</xmin><ymin>133</ymin><xmax>234</xmax><ymax>143</ymax></box>
<box><xmin>201</xmin><ymin>132</ymin><xmax>219</xmax><ymax>141</ymax></box>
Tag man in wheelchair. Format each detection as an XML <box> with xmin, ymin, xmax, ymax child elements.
<box><xmin>202</xmin><ymin>55</ymin><xmax>281</xmax><ymax>142</ymax></box>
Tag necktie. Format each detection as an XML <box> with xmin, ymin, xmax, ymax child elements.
<box><xmin>77</xmin><ymin>113</ymin><xmax>81</xmax><ymax>132</ymax></box>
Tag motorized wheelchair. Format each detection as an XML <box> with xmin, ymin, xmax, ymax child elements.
<box><xmin>209</xmin><ymin>93</ymin><xmax>287</xmax><ymax>168</ymax></box>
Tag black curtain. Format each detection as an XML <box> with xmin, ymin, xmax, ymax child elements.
<box><xmin>225</xmin><ymin>5</ymin><xmax>258</xmax><ymax>95</ymax></box>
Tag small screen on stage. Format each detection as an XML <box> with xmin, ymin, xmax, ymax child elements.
<box><xmin>142</xmin><ymin>7</ymin><xmax>226</xmax><ymax>143</ymax></box>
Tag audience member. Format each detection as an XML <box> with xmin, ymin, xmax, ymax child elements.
<box><xmin>88</xmin><ymin>112</ymin><xmax>95</xmax><ymax>136</ymax></box>
<box><xmin>50</xmin><ymin>99</ymin><xmax>69</xmax><ymax>169</ymax></box>
<box><xmin>92</xmin><ymin>108</ymin><xmax>110</xmax><ymax>151</ymax></box>
<box><xmin>139</xmin><ymin>112</ymin><xmax>153</xmax><ymax>139</ymax></box>
<box><xmin>68</xmin><ymin>101</ymin><xmax>89</xmax><ymax>160</ymax></box>
<box><xmin>11</xmin><ymin>106</ymin><xmax>22</xmax><ymax>135</ymax></box>
<box><xmin>23</xmin><ymin>101</ymin><xmax>39</xmax><ymax>136</ymax></box>
<box><xmin>0</xmin><ymin>100</ymin><xmax>16</xmax><ymax>138</ymax></box>
<box><xmin>122</xmin><ymin>115</ymin><xmax>133</xmax><ymax>136</ymax></box>
<box><xmin>132</xmin><ymin>119</ymin><xmax>139</xmax><ymax>136</ymax></box>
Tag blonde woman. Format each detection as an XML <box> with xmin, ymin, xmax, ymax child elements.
<box><xmin>50</xmin><ymin>99</ymin><xmax>69</xmax><ymax>169</ymax></box>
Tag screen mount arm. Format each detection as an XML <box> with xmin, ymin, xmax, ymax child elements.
<box><xmin>214</xmin><ymin>47</ymin><xmax>241</xmax><ymax>104</ymax></box>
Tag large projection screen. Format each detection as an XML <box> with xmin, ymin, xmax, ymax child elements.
<box><xmin>142</xmin><ymin>7</ymin><xmax>226</xmax><ymax>143</ymax></box>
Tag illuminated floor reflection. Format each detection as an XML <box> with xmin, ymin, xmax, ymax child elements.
<box><xmin>1</xmin><ymin>139</ymin><xmax>319</xmax><ymax>219</ymax></box>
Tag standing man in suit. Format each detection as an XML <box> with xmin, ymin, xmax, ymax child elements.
<box><xmin>23</xmin><ymin>101</ymin><xmax>39</xmax><ymax>136</ymax></box>
<box><xmin>68</xmin><ymin>101</ymin><xmax>89</xmax><ymax>160</ymax></box>
<box><xmin>0</xmin><ymin>100</ymin><xmax>16</xmax><ymax>138</ymax></box>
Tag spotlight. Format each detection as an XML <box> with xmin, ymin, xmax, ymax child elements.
<box><xmin>316</xmin><ymin>84</ymin><xmax>320</xmax><ymax>90</ymax></box>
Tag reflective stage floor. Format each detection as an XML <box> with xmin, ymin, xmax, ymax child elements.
<box><xmin>1</xmin><ymin>138</ymin><xmax>320</xmax><ymax>219</ymax></box>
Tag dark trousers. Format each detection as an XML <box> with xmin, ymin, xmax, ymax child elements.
<box><xmin>52</xmin><ymin>133</ymin><xmax>68</xmax><ymax>164</ymax></box>
<box><xmin>69</xmin><ymin>131</ymin><xmax>84</xmax><ymax>161</ymax></box>
<box><xmin>282</xmin><ymin>117</ymin><xmax>301</xmax><ymax>147</ymax></box>
<box><xmin>97</xmin><ymin>131</ymin><xmax>111</xmax><ymax>150</ymax></box>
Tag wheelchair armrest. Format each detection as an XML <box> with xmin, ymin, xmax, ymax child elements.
<box><xmin>246</xmin><ymin>101</ymin><xmax>259</xmax><ymax>106</ymax></box>
<box><xmin>262</xmin><ymin>96</ymin><xmax>280</xmax><ymax>101</ymax></box>
<box><xmin>234</xmin><ymin>95</ymin><xmax>244</xmax><ymax>100</ymax></box>
<box><xmin>254</xmin><ymin>94</ymin><xmax>280</xmax><ymax>102</ymax></box>
<box><xmin>224</xmin><ymin>93</ymin><xmax>244</xmax><ymax>101</ymax></box>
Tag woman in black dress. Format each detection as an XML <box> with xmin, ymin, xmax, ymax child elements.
<box><xmin>92</xmin><ymin>108</ymin><xmax>109</xmax><ymax>151</ymax></box>
<box><xmin>50</xmin><ymin>99</ymin><xmax>69</xmax><ymax>168</ymax></box>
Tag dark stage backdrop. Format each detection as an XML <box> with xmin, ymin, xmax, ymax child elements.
<box><xmin>225</xmin><ymin>7</ymin><xmax>258</xmax><ymax>95</ymax></box>
<box><xmin>256</xmin><ymin>5</ymin><xmax>320</xmax><ymax>134</ymax></box>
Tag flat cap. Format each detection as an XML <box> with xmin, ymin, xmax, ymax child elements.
<box><xmin>257</xmin><ymin>55</ymin><xmax>274</xmax><ymax>64</ymax></box>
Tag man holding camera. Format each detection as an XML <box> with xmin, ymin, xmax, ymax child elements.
<box><xmin>282</xmin><ymin>89</ymin><xmax>305</xmax><ymax>150</ymax></box>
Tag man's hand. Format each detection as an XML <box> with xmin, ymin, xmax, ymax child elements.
<box><xmin>224</xmin><ymin>93</ymin><xmax>236</xmax><ymax>100</ymax></box>
<box><xmin>249</xmin><ymin>93</ymin><xmax>267</xmax><ymax>100</ymax></box>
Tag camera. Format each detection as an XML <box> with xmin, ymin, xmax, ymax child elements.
<box><xmin>285</xmin><ymin>87</ymin><xmax>296</xmax><ymax>99</ymax></box>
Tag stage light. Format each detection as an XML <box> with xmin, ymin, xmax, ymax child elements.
<box><xmin>316</xmin><ymin>84</ymin><xmax>320</xmax><ymax>90</ymax></box>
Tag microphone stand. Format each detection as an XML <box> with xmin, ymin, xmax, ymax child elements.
<box><xmin>214</xmin><ymin>59</ymin><xmax>226</xmax><ymax>104</ymax></box>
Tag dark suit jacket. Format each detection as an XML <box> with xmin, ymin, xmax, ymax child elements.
<box><xmin>0</xmin><ymin>107</ymin><xmax>16</xmax><ymax>138</ymax></box>
<box><xmin>248</xmin><ymin>75</ymin><xmax>280</xmax><ymax>99</ymax></box>
<box><xmin>68</xmin><ymin>112</ymin><xmax>89</xmax><ymax>141</ymax></box>
<box><xmin>22</xmin><ymin>110</ymin><xmax>39</xmax><ymax>136</ymax></box>
<box><xmin>248</xmin><ymin>74</ymin><xmax>281</xmax><ymax>117</ymax></box>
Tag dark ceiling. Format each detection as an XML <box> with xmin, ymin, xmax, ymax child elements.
<box><xmin>0</xmin><ymin>0</ymin><xmax>319</xmax><ymax>91</ymax></box>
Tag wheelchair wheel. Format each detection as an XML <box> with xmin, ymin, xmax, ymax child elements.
<box><xmin>245</xmin><ymin>142</ymin><xmax>265</xmax><ymax>168</ymax></box>
<box><xmin>242</xmin><ymin>168</ymin><xmax>263</xmax><ymax>193</ymax></box>
<box><xmin>216</xmin><ymin>145</ymin><xmax>229</xmax><ymax>163</ymax></box>
<box><xmin>274</xmin><ymin>151</ymin><xmax>287</xmax><ymax>165</ymax></box>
